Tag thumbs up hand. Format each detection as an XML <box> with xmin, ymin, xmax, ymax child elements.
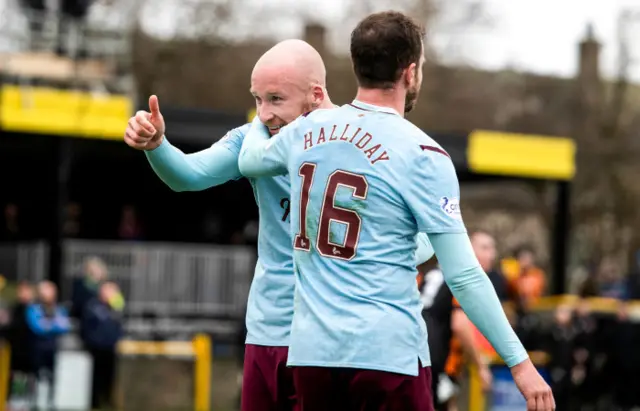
<box><xmin>124</xmin><ymin>95</ymin><xmax>166</xmax><ymax>151</ymax></box>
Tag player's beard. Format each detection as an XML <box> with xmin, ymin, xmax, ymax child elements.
<box><xmin>404</xmin><ymin>86</ymin><xmax>419</xmax><ymax>114</ymax></box>
<box><xmin>404</xmin><ymin>66</ymin><xmax>421</xmax><ymax>114</ymax></box>
<box><xmin>301</xmin><ymin>99</ymin><xmax>315</xmax><ymax>116</ymax></box>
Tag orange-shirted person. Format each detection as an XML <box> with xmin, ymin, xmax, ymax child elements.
<box><xmin>502</xmin><ymin>246</ymin><xmax>546</xmax><ymax>310</ymax></box>
<box><xmin>420</xmin><ymin>231</ymin><xmax>509</xmax><ymax>411</ymax></box>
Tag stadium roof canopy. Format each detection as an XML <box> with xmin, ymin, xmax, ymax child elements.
<box><xmin>0</xmin><ymin>86</ymin><xmax>575</xmax><ymax>292</ymax></box>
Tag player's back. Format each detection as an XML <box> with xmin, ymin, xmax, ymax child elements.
<box><xmin>285</xmin><ymin>101</ymin><xmax>440</xmax><ymax>376</ymax></box>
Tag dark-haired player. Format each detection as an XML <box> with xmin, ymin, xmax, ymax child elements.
<box><xmin>238</xmin><ymin>11</ymin><xmax>554</xmax><ymax>411</ymax></box>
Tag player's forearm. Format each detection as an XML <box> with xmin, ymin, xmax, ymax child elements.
<box><xmin>238</xmin><ymin>119</ymin><xmax>287</xmax><ymax>177</ymax></box>
<box><xmin>146</xmin><ymin>137</ymin><xmax>239</xmax><ymax>191</ymax></box>
<box><xmin>430</xmin><ymin>232</ymin><xmax>528</xmax><ymax>368</ymax></box>
<box><xmin>414</xmin><ymin>233</ymin><xmax>434</xmax><ymax>265</ymax></box>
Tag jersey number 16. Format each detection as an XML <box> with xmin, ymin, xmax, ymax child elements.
<box><xmin>294</xmin><ymin>163</ymin><xmax>368</xmax><ymax>261</ymax></box>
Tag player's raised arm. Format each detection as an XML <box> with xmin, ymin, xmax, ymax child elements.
<box><xmin>238</xmin><ymin>115</ymin><xmax>300</xmax><ymax>178</ymax></box>
<box><xmin>124</xmin><ymin>95</ymin><xmax>246</xmax><ymax>191</ymax></box>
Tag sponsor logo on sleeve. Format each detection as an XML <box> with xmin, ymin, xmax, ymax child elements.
<box><xmin>439</xmin><ymin>196</ymin><xmax>461</xmax><ymax>220</ymax></box>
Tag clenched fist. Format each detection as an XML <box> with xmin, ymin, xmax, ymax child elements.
<box><xmin>124</xmin><ymin>95</ymin><xmax>165</xmax><ymax>151</ymax></box>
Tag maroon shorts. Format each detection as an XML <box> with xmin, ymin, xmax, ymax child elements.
<box><xmin>293</xmin><ymin>364</ymin><xmax>433</xmax><ymax>411</ymax></box>
<box><xmin>241</xmin><ymin>344</ymin><xmax>297</xmax><ymax>411</ymax></box>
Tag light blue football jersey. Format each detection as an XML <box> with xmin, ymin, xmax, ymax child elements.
<box><xmin>238</xmin><ymin>101</ymin><xmax>468</xmax><ymax>376</ymax></box>
<box><xmin>146</xmin><ymin>123</ymin><xmax>294</xmax><ymax>346</ymax></box>
<box><xmin>147</xmin><ymin>120</ymin><xmax>435</xmax><ymax>349</ymax></box>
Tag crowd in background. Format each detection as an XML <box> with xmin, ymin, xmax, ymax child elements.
<box><xmin>419</xmin><ymin>232</ymin><xmax>640</xmax><ymax>411</ymax></box>
<box><xmin>0</xmin><ymin>257</ymin><xmax>124</xmax><ymax>410</ymax></box>
<box><xmin>3</xmin><ymin>200</ymin><xmax>640</xmax><ymax>409</ymax></box>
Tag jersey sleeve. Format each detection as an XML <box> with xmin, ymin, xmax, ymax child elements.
<box><xmin>238</xmin><ymin>115</ymin><xmax>301</xmax><ymax>177</ymax></box>
<box><xmin>145</xmin><ymin>126</ymin><xmax>247</xmax><ymax>191</ymax></box>
<box><xmin>414</xmin><ymin>233</ymin><xmax>435</xmax><ymax>265</ymax></box>
<box><xmin>402</xmin><ymin>147</ymin><xmax>467</xmax><ymax>234</ymax></box>
<box><xmin>430</xmin><ymin>232</ymin><xmax>529</xmax><ymax>368</ymax></box>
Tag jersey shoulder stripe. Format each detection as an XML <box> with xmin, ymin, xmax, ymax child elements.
<box><xmin>420</xmin><ymin>144</ymin><xmax>450</xmax><ymax>158</ymax></box>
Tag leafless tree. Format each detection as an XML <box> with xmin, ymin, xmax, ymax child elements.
<box><xmin>571</xmin><ymin>11</ymin><xmax>640</xmax><ymax>273</ymax></box>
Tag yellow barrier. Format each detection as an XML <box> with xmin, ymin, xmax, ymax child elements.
<box><xmin>193</xmin><ymin>334</ymin><xmax>212</xmax><ymax>411</ymax></box>
<box><xmin>531</xmin><ymin>295</ymin><xmax>640</xmax><ymax>312</ymax></box>
<box><xmin>117</xmin><ymin>334</ymin><xmax>212</xmax><ymax>411</ymax></box>
<box><xmin>0</xmin><ymin>343</ymin><xmax>9</xmax><ymax>411</ymax></box>
<box><xmin>468</xmin><ymin>363</ymin><xmax>485</xmax><ymax>411</ymax></box>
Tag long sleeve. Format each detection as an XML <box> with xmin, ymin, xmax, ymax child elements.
<box><xmin>145</xmin><ymin>128</ymin><xmax>246</xmax><ymax>191</ymax></box>
<box><xmin>25</xmin><ymin>305</ymin><xmax>48</xmax><ymax>335</ymax></box>
<box><xmin>51</xmin><ymin>307</ymin><xmax>70</xmax><ymax>334</ymax></box>
<box><xmin>238</xmin><ymin>116</ymin><xmax>296</xmax><ymax>177</ymax></box>
<box><xmin>430</xmin><ymin>232</ymin><xmax>528</xmax><ymax>367</ymax></box>
<box><xmin>26</xmin><ymin>305</ymin><xmax>71</xmax><ymax>336</ymax></box>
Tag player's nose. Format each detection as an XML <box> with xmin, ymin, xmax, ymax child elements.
<box><xmin>258</xmin><ymin>108</ymin><xmax>275</xmax><ymax>124</ymax></box>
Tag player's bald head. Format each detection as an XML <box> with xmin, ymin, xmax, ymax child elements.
<box><xmin>252</xmin><ymin>39</ymin><xmax>326</xmax><ymax>89</ymax></box>
<box><xmin>250</xmin><ymin>40</ymin><xmax>329</xmax><ymax>132</ymax></box>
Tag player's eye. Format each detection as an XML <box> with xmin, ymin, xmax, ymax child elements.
<box><xmin>270</xmin><ymin>96</ymin><xmax>283</xmax><ymax>102</ymax></box>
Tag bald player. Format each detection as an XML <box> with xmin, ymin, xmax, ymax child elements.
<box><xmin>238</xmin><ymin>11</ymin><xmax>554</xmax><ymax>411</ymax></box>
<box><xmin>123</xmin><ymin>39</ymin><xmax>435</xmax><ymax>411</ymax></box>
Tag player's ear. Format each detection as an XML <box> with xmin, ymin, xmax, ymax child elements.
<box><xmin>403</xmin><ymin>63</ymin><xmax>417</xmax><ymax>89</ymax></box>
<box><xmin>309</xmin><ymin>84</ymin><xmax>325</xmax><ymax>109</ymax></box>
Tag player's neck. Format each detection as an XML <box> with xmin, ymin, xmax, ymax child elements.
<box><xmin>319</xmin><ymin>97</ymin><xmax>334</xmax><ymax>109</ymax></box>
<box><xmin>354</xmin><ymin>88</ymin><xmax>405</xmax><ymax>118</ymax></box>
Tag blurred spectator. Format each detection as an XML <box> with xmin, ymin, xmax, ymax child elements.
<box><xmin>422</xmin><ymin>230</ymin><xmax>506</xmax><ymax>411</ymax></box>
<box><xmin>630</xmin><ymin>250</ymin><xmax>640</xmax><ymax>298</ymax></box>
<box><xmin>81</xmin><ymin>281</ymin><xmax>124</xmax><ymax>410</ymax></box>
<box><xmin>465</xmin><ymin>231</ymin><xmax>509</xmax><ymax>357</ymax></box>
<box><xmin>71</xmin><ymin>256</ymin><xmax>108</xmax><ymax>319</ymax></box>
<box><xmin>502</xmin><ymin>245</ymin><xmax>546</xmax><ymax>310</ymax></box>
<box><xmin>596</xmin><ymin>257</ymin><xmax>627</xmax><ymax>300</ymax></box>
<box><xmin>6</xmin><ymin>281</ymin><xmax>35</xmax><ymax>407</ymax></box>
<box><xmin>472</xmin><ymin>231</ymin><xmax>509</xmax><ymax>301</ymax></box>
<box><xmin>25</xmin><ymin>281</ymin><xmax>70</xmax><ymax>404</ymax></box>
<box><xmin>1</xmin><ymin>203</ymin><xmax>22</xmax><ymax>242</ymax></box>
<box><xmin>568</xmin><ymin>298</ymin><xmax>600</xmax><ymax>410</ymax></box>
<box><xmin>608</xmin><ymin>302</ymin><xmax>640</xmax><ymax>410</ymax></box>
<box><xmin>545</xmin><ymin>304</ymin><xmax>577</xmax><ymax>410</ymax></box>
<box><xmin>118</xmin><ymin>205</ymin><xmax>144</xmax><ymax>240</ymax></box>
<box><xmin>7</xmin><ymin>281</ymin><xmax>35</xmax><ymax>374</ymax></box>
<box><xmin>628</xmin><ymin>271</ymin><xmax>640</xmax><ymax>301</ymax></box>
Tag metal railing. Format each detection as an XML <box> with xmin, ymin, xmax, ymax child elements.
<box><xmin>61</xmin><ymin>240</ymin><xmax>255</xmax><ymax>319</ymax></box>
<box><xmin>0</xmin><ymin>241</ymin><xmax>49</xmax><ymax>283</ymax></box>
<box><xmin>0</xmin><ymin>240</ymin><xmax>255</xmax><ymax>337</ymax></box>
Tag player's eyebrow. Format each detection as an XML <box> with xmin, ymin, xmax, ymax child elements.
<box><xmin>249</xmin><ymin>88</ymin><xmax>283</xmax><ymax>95</ymax></box>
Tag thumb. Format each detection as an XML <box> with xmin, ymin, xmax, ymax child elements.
<box><xmin>149</xmin><ymin>95</ymin><xmax>161</xmax><ymax>119</ymax></box>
